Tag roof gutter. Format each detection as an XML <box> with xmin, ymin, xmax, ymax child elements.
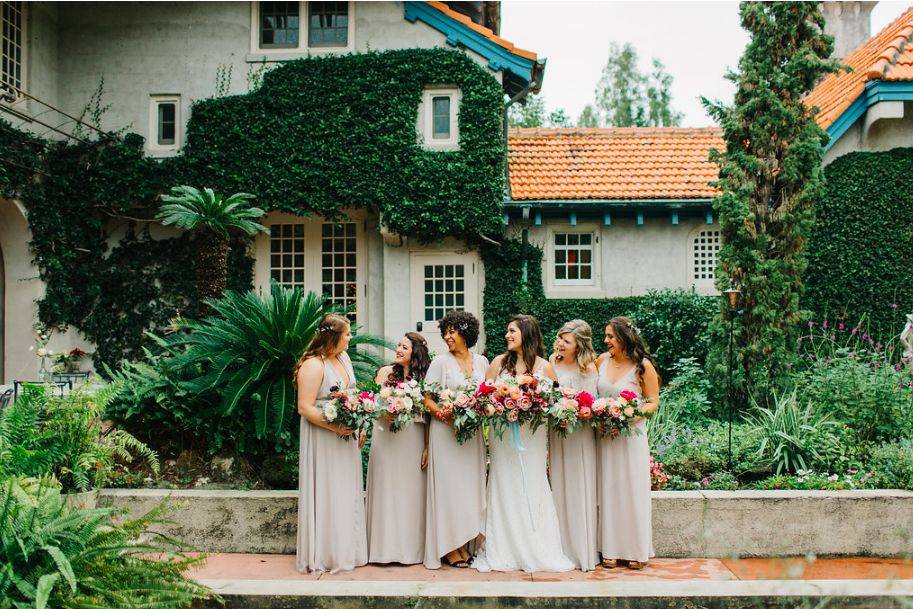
<box><xmin>504</xmin><ymin>198</ymin><xmax>714</xmax><ymax>209</ymax></box>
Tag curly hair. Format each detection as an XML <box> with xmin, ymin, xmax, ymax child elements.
<box><xmin>386</xmin><ymin>332</ymin><xmax>432</xmax><ymax>384</ymax></box>
<box><xmin>605</xmin><ymin>316</ymin><xmax>658</xmax><ymax>383</ymax></box>
<box><xmin>438</xmin><ymin>310</ymin><xmax>480</xmax><ymax>348</ymax></box>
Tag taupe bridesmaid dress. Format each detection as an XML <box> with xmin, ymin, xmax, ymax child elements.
<box><xmin>548</xmin><ymin>366</ymin><xmax>599</xmax><ymax>571</ymax></box>
<box><xmin>423</xmin><ymin>351</ymin><xmax>489</xmax><ymax>569</ymax></box>
<box><xmin>595</xmin><ymin>359</ymin><xmax>654</xmax><ymax>563</ymax></box>
<box><xmin>365</xmin><ymin>374</ymin><xmax>426</xmax><ymax>564</ymax></box>
<box><xmin>296</xmin><ymin>352</ymin><xmax>368</xmax><ymax>573</ymax></box>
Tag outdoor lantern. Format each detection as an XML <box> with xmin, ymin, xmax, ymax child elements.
<box><xmin>724</xmin><ymin>286</ymin><xmax>741</xmax><ymax>309</ymax></box>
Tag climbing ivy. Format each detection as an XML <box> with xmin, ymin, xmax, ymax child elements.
<box><xmin>0</xmin><ymin>48</ymin><xmax>506</xmax><ymax>370</ymax></box>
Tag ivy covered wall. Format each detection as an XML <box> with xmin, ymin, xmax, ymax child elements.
<box><xmin>0</xmin><ymin>48</ymin><xmax>507</xmax><ymax>370</ymax></box>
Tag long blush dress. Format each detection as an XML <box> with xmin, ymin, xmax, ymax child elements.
<box><xmin>296</xmin><ymin>352</ymin><xmax>368</xmax><ymax>573</ymax></box>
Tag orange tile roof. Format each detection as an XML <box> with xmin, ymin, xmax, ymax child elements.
<box><xmin>424</xmin><ymin>1</ymin><xmax>538</xmax><ymax>61</ymax></box>
<box><xmin>806</xmin><ymin>5</ymin><xmax>913</xmax><ymax>129</ymax></box>
<box><xmin>507</xmin><ymin>128</ymin><xmax>723</xmax><ymax>201</ymax></box>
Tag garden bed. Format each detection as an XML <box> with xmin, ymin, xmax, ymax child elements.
<box><xmin>100</xmin><ymin>488</ymin><xmax>913</xmax><ymax>558</ymax></box>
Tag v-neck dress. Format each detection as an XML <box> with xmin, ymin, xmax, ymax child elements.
<box><xmin>423</xmin><ymin>350</ymin><xmax>489</xmax><ymax>569</ymax></box>
<box><xmin>595</xmin><ymin>359</ymin><xmax>654</xmax><ymax>563</ymax></box>
<box><xmin>296</xmin><ymin>352</ymin><xmax>368</xmax><ymax>573</ymax></box>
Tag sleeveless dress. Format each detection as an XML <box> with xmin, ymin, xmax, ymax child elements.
<box><xmin>365</xmin><ymin>374</ymin><xmax>426</xmax><ymax>564</ymax></box>
<box><xmin>423</xmin><ymin>351</ymin><xmax>489</xmax><ymax>569</ymax></box>
<box><xmin>473</xmin><ymin>365</ymin><xmax>574</xmax><ymax>573</ymax></box>
<box><xmin>595</xmin><ymin>359</ymin><xmax>654</xmax><ymax>563</ymax></box>
<box><xmin>548</xmin><ymin>366</ymin><xmax>599</xmax><ymax>571</ymax></box>
<box><xmin>296</xmin><ymin>352</ymin><xmax>368</xmax><ymax>573</ymax></box>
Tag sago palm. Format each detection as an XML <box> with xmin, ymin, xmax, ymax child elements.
<box><xmin>162</xmin><ymin>284</ymin><xmax>391</xmax><ymax>444</ymax></box>
<box><xmin>157</xmin><ymin>185</ymin><xmax>268</xmax><ymax>314</ymax></box>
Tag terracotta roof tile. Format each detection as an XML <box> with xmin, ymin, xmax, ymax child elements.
<box><xmin>508</xmin><ymin>128</ymin><xmax>723</xmax><ymax>201</ymax></box>
<box><xmin>806</xmin><ymin>6</ymin><xmax>913</xmax><ymax>129</ymax></box>
<box><xmin>424</xmin><ymin>1</ymin><xmax>538</xmax><ymax>61</ymax></box>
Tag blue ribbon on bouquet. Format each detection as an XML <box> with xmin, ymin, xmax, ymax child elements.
<box><xmin>509</xmin><ymin>421</ymin><xmax>536</xmax><ymax>530</ymax></box>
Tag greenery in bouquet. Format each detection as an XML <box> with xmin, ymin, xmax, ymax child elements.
<box><xmin>548</xmin><ymin>386</ymin><xmax>596</xmax><ymax>438</ymax></box>
<box><xmin>375</xmin><ymin>378</ymin><xmax>426</xmax><ymax>433</ymax></box>
<box><xmin>477</xmin><ymin>372</ymin><xmax>555</xmax><ymax>437</ymax></box>
<box><xmin>322</xmin><ymin>387</ymin><xmax>378</xmax><ymax>441</ymax></box>
<box><xmin>430</xmin><ymin>383</ymin><xmax>486</xmax><ymax>445</ymax></box>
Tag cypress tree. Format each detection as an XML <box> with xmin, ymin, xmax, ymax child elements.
<box><xmin>703</xmin><ymin>2</ymin><xmax>838</xmax><ymax>402</ymax></box>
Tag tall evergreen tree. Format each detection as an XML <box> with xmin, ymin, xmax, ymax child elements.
<box><xmin>702</xmin><ymin>2</ymin><xmax>837</xmax><ymax>402</ymax></box>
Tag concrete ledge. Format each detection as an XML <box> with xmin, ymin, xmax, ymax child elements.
<box><xmin>100</xmin><ymin>488</ymin><xmax>913</xmax><ymax>557</ymax></box>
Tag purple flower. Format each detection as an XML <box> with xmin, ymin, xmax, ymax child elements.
<box><xmin>838</xmin><ymin>323</ymin><xmax>845</xmax><ymax>331</ymax></box>
<box><xmin>851</xmin><ymin>328</ymin><xmax>858</xmax><ymax>336</ymax></box>
<box><xmin>823</xmin><ymin>320</ymin><xmax>829</xmax><ymax>329</ymax></box>
<box><xmin>876</xmin><ymin>343</ymin><xmax>883</xmax><ymax>351</ymax></box>
<box><xmin>798</xmin><ymin>337</ymin><xmax>804</xmax><ymax>344</ymax></box>
<box><xmin>891</xmin><ymin>303</ymin><xmax>899</xmax><ymax>310</ymax></box>
<box><xmin>896</xmin><ymin>364</ymin><xmax>903</xmax><ymax>371</ymax></box>
<box><xmin>809</xmin><ymin>354</ymin><xmax>816</xmax><ymax>360</ymax></box>
<box><xmin>830</xmin><ymin>335</ymin><xmax>836</xmax><ymax>341</ymax></box>
<box><xmin>808</xmin><ymin>321</ymin><xmax>815</xmax><ymax>328</ymax></box>
<box><xmin>888</xmin><ymin>345</ymin><xmax>894</xmax><ymax>351</ymax></box>
<box><xmin>862</xmin><ymin>333</ymin><xmax>868</xmax><ymax>341</ymax></box>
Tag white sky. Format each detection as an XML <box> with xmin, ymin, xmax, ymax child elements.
<box><xmin>500</xmin><ymin>1</ymin><xmax>913</xmax><ymax>127</ymax></box>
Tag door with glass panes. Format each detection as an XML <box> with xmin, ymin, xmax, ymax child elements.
<box><xmin>410</xmin><ymin>252</ymin><xmax>480</xmax><ymax>356</ymax></box>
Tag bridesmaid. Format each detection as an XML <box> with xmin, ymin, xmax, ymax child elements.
<box><xmin>595</xmin><ymin>316</ymin><xmax>660</xmax><ymax>570</ymax></box>
<box><xmin>366</xmin><ymin>332</ymin><xmax>431</xmax><ymax>565</ymax></box>
<box><xmin>548</xmin><ymin>319</ymin><xmax>600</xmax><ymax>571</ymax></box>
<box><xmin>423</xmin><ymin>310</ymin><xmax>488</xmax><ymax>569</ymax></box>
<box><xmin>294</xmin><ymin>313</ymin><xmax>367</xmax><ymax>573</ymax></box>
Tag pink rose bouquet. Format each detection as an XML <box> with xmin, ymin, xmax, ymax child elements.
<box><xmin>430</xmin><ymin>382</ymin><xmax>486</xmax><ymax>444</ymax></box>
<box><xmin>322</xmin><ymin>386</ymin><xmax>379</xmax><ymax>441</ymax></box>
<box><xmin>591</xmin><ymin>389</ymin><xmax>651</xmax><ymax>438</ymax></box>
<box><xmin>479</xmin><ymin>372</ymin><xmax>556</xmax><ymax>436</ymax></box>
<box><xmin>375</xmin><ymin>378</ymin><xmax>426</xmax><ymax>433</ymax></box>
<box><xmin>548</xmin><ymin>386</ymin><xmax>596</xmax><ymax>438</ymax></box>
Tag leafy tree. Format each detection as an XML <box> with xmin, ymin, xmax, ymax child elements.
<box><xmin>702</xmin><ymin>2</ymin><xmax>838</xmax><ymax>402</ymax></box>
<box><xmin>592</xmin><ymin>42</ymin><xmax>682</xmax><ymax>127</ymax></box>
<box><xmin>577</xmin><ymin>104</ymin><xmax>600</xmax><ymax>128</ymax></box>
<box><xmin>508</xmin><ymin>95</ymin><xmax>572</xmax><ymax>129</ymax></box>
<box><xmin>547</xmin><ymin>107</ymin><xmax>573</xmax><ymax>128</ymax></box>
<box><xmin>156</xmin><ymin>186</ymin><xmax>267</xmax><ymax>314</ymax></box>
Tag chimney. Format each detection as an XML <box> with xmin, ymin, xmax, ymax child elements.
<box><xmin>821</xmin><ymin>1</ymin><xmax>877</xmax><ymax>59</ymax></box>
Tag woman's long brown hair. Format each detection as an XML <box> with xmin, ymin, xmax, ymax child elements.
<box><xmin>294</xmin><ymin>313</ymin><xmax>350</xmax><ymax>380</ymax></box>
<box><xmin>606</xmin><ymin>316</ymin><xmax>659</xmax><ymax>383</ymax></box>
<box><xmin>385</xmin><ymin>332</ymin><xmax>432</xmax><ymax>384</ymax></box>
<box><xmin>500</xmin><ymin>314</ymin><xmax>544</xmax><ymax>375</ymax></box>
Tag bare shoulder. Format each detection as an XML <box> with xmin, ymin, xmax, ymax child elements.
<box><xmin>297</xmin><ymin>356</ymin><xmax>324</xmax><ymax>380</ymax></box>
<box><xmin>595</xmin><ymin>352</ymin><xmax>608</xmax><ymax>367</ymax></box>
<box><xmin>490</xmin><ymin>353</ymin><xmax>505</xmax><ymax>367</ymax></box>
<box><xmin>375</xmin><ymin>364</ymin><xmax>394</xmax><ymax>384</ymax></box>
<box><xmin>641</xmin><ymin>358</ymin><xmax>658</xmax><ymax>376</ymax></box>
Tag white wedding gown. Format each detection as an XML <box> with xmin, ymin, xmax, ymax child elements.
<box><xmin>473</xmin><ymin>422</ymin><xmax>575</xmax><ymax>572</ymax></box>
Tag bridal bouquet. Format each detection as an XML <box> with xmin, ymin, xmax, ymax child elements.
<box><xmin>431</xmin><ymin>383</ymin><xmax>486</xmax><ymax>444</ymax></box>
<box><xmin>591</xmin><ymin>389</ymin><xmax>651</xmax><ymax>438</ymax></box>
<box><xmin>322</xmin><ymin>386</ymin><xmax>379</xmax><ymax>441</ymax></box>
<box><xmin>548</xmin><ymin>386</ymin><xmax>596</xmax><ymax>438</ymax></box>
<box><xmin>375</xmin><ymin>378</ymin><xmax>426</xmax><ymax>433</ymax></box>
<box><xmin>478</xmin><ymin>372</ymin><xmax>556</xmax><ymax>436</ymax></box>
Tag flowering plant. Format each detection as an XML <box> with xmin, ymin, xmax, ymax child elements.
<box><xmin>547</xmin><ymin>386</ymin><xmax>595</xmax><ymax>438</ymax></box>
<box><xmin>322</xmin><ymin>386</ymin><xmax>379</xmax><ymax>441</ymax></box>
<box><xmin>430</xmin><ymin>382</ymin><xmax>486</xmax><ymax>444</ymax></box>
<box><xmin>375</xmin><ymin>378</ymin><xmax>426</xmax><ymax>433</ymax></box>
<box><xmin>479</xmin><ymin>372</ymin><xmax>556</xmax><ymax>436</ymax></box>
<box><xmin>592</xmin><ymin>389</ymin><xmax>652</xmax><ymax>438</ymax></box>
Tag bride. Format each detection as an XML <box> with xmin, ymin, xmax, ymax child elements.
<box><xmin>473</xmin><ymin>315</ymin><xmax>574</xmax><ymax>573</ymax></box>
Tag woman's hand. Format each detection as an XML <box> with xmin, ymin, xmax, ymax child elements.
<box><xmin>420</xmin><ymin>447</ymin><xmax>429</xmax><ymax>470</ymax></box>
<box><xmin>358</xmin><ymin>430</ymin><xmax>367</xmax><ymax>448</ymax></box>
<box><xmin>334</xmin><ymin>424</ymin><xmax>355</xmax><ymax>439</ymax></box>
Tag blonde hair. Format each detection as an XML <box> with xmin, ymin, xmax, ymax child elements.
<box><xmin>551</xmin><ymin>319</ymin><xmax>597</xmax><ymax>374</ymax></box>
<box><xmin>294</xmin><ymin>313</ymin><xmax>350</xmax><ymax>379</ymax></box>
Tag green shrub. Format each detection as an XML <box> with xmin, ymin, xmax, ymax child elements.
<box><xmin>743</xmin><ymin>390</ymin><xmax>843</xmax><ymax>475</ymax></box>
<box><xmin>108</xmin><ymin>285</ymin><xmax>390</xmax><ymax>456</ymax></box>
<box><xmin>652</xmin><ymin>421</ymin><xmax>764</xmax><ymax>480</ymax></box>
<box><xmin>650</xmin><ymin>358</ymin><xmax>713</xmax><ymax>445</ymax></box>
<box><xmin>0</xmin><ymin>476</ymin><xmax>214</xmax><ymax>609</ymax></box>
<box><xmin>750</xmin><ymin>470</ymin><xmax>878</xmax><ymax>490</ymax></box>
<box><xmin>868</xmin><ymin>440</ymin><xmax>913</xmax><ymax>490</ymax></box>
<box><xmin>0</xmin><ymin>385</ymin><xmax>158</xmax><ymax>492</ymax></box>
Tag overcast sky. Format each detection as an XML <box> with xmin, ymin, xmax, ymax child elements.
<box><xmin>500</xmin><ymin>1</ymin><xmax>912</xmax><ymax>127</ymax></box>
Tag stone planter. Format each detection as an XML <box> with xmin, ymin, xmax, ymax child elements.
<box><xmin>65</xmin><ymin>489</ymin><xmax>99</xmax><ymax>510</ymax></box>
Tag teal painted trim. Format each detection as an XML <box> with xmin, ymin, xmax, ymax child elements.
<box><xmin>505</xmin><ymin>198</ymin><xmax>712</xmax><ymax>210</ymax></box>
<box><xmin>671</xmin><ymin>211</ymin><xmax>679</xmax><ymax>225</ymax></box>
<box><xmin>404</xmin><ymin>2</ymin><xmax>537</xmax><ymax>84</ymax></box>
<box><xmin>534</xmin><ymin>211</ymin><xmax>542</xmax><ymax>226</ymax></box>
<box><xmin>636</xmin><ymin>211</ymin><xmax>644</xmax><ymax>226</ymax></box>
<box><xmin>705</xmin><ymin>210</ymin><xmax>714</xmax><ymax>224</ymax></box>
<box><xmin>569</xmin><ymin>212</ymin><xmax>577</xmax><ymax>226</ymax></box>
<box><xmin>825</xmin><ymin>80</ymin><xmax>913</xmax><ymax>151</ymax></box>
<box><xmin>603</xmin><ymin>211</ymin><xmax>611</xmax><ymax>226</ymax></box>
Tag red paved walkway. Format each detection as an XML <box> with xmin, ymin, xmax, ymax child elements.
<box><xmin>188</xmin><ymin>554</ymin><xmax>913</xmax><ymax>582</ymax></box>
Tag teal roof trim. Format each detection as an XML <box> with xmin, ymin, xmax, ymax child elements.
<box><xmin>404</xmin><ymin>2</ymin><xmax>539</xmax><ymax>85</ymax></box>
<box><xmin>825</xmin><ymin>80</ymin><xmax>913</xmax><ymax>150</ymax></box>
<box><xmin>504</xmin><ymin>199</ymin><xmax>713</xmax><ymax>211</ymax></box>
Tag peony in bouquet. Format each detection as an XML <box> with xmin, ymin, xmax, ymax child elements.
<box><xmin>431</xmin><ymin>383</ymin><xmax>486</xmax><ymax>445</ymax></box>
<box><xmin>478</xmin><ymin>372</ymin><xmax>556</xmax><ymax>436</ymax></box>
<box><xmin>591</xmin><ymin>389</ymin><xmax>651</xmax><ymax>438</ymax></box>
<box><xmin>322</xmin><ymin>386</ymin><xmax>379</xmax><ymax>441</ymax></box>
<box><xmin>376</xmin><ymin>378</ymin><xmax>426</xmax><ymax>433</ymax></box>
<box><xmin>548</xmin><ymin>385</ymin><xmax>596</xmax><ymax>438</ymax></box>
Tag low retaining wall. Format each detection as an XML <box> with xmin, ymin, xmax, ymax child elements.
<box><xmin>100</xmin><ymin>489</ymin><xmax>913</xmax><ymax>557</ymax></box>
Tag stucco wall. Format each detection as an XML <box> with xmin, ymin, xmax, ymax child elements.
<box><xmin>6</xmin><ymin>3</ymin><xmax>59</xmax><ymax>135</ymax></box>
<box><xmin>824</xmin><ymin>101</ymin><xmax>913</xmax><ymax>164</ymax></box>
<box><xmin>512</xmin><ymin>214</ymin><xmax>720</xmax><ymax>299</ymax></box>
<box><xmin>53</xmin><ymin>1</ymin><xmax>499</xmax><ymax>151</ymax></box>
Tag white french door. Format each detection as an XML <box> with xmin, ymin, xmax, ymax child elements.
<box><xmin>409</xmin><ymin>252</ymin><xmax>480</xmax><ymax>357</ymax></box>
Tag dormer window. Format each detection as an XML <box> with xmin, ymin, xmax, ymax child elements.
<box><xmin>419</xmin><ymin>88</ymin><xmax>460</xmax><ymax>151</ymax></box>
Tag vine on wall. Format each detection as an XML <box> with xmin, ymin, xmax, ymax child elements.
<box><xmin>0</xmin><ymin>48</ymin><xmax>507</xmax><ymax>370</ymax></box>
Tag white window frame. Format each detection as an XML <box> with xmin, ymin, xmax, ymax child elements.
<box><xmin>689</xmin><ymin>225</ymin><xmax>721</xmax><ymax>293</ymax></box>
<box><xmin>1</xmin><ymin>1</ymin><xmax>26</xmax><ymax>104</ymax></box>
<box><xmin>551</xmin><ymin>228</ymin><xmax>597</xmax><ymax>287</ymax></box>
<box><xmin>249</xmin><ymin>1</ymin><xmax>355</xmax><ymax>57</ymax></box>
<box><xmin>147</xmin><ymin>95</ymin><xmax>181</xmax><ymax>154</ymax></box>
<box><xmin>417</xmin><ymin>87</ymin><xmax>461</xmax><ymax>151</ymax></box>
